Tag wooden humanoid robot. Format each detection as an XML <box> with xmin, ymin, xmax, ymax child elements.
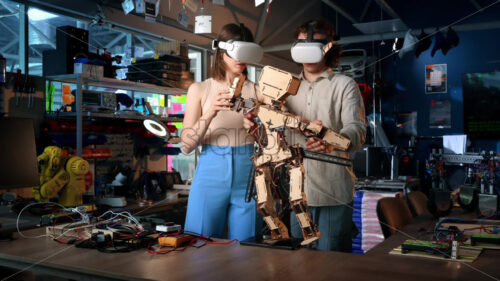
<box><xmin>229</xmin><ymin>66</ymin><xmax>351</xmax><ymax>245</ymax></box>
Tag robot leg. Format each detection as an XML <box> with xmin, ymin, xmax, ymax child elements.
<box><xmin>254</xmin><ymin>166</ymin><xmax>290</xmax><ymax>241</ymax></box>
<box><xmin>289</xmin><ymin>165</ymin><xmax>321</xmax><ymax>245</ymax></box>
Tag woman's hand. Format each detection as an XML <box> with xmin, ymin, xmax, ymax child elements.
<box><xmin>243</xmin><ymin>113</ymin><xmax>255</xmax><ymax>129</ymax></box>
<box><xmin>206</xmin><ymin>90</ymin><xmax>234</xmax><ymax>119</ymax></box>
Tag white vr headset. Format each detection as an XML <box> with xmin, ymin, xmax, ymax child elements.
<box><xmin>290</xmin><ymin>22</ymin><xmax>334</xmax><ymax>63</ymax></box>
<box><xmin>212</xmin><ymin>40</ymin><xmax>263</xmax><ymax>64</ymax></box>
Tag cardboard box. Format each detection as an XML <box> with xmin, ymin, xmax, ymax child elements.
<box><xmin>74</xmin><ymin>63</ymin><xmax>104</xmax><ymax>79</ymax></box>
<box><xmin>155</xmin><ymin>41</ymin><xmax>188</xmax><ymax>58</ymax></box>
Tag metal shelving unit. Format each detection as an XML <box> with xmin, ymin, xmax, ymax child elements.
<box><xmin>45</xmin><ymin>111</ymin><xmax>184</xmax><ymax>123</ymax></box>
<box><xmin>45</xmin><ymin>74</ymin><xmax>186</xmax><ymax>156</ymax></box>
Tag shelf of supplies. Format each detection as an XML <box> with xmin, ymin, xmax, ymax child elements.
<box><xmin>45</xmin><ymin>73</ymin><xmax>186</xmax><ymax>157</ymax></box>
<box><xmin>46</xmin><ymin>112</ymin><xmax>183</xmax><ymax>123</ymax></box>
<box><xmin>45</xmin><ymin>74</ymin><xmax>187</xmax><ymax>95</ymax></box>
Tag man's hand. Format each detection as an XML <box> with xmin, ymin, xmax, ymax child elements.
<box><xmin>306</xmin><ymin>138</ymin><xmax>334</xmax><ymax>153</ymax></box>
<box><xmin>305</xmin><ymin>120</ymin><xmax>334</xmax><ymax>153</ymax></box>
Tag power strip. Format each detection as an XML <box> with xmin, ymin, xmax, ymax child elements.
<box><xmin>442</xmin><ymin>153</ymin><xmax>483</xmax><ymax>165</ymax></box>
<box><xmin>156</xmin><ymin>224</ymin><xmax>181</xmax><ymax>233</ymax></box>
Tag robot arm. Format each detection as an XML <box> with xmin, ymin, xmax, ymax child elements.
<box><xmin>37</xmin><ymin>146</ymin><xmax>62</xmax><ymax>185</ymax></box>
<box><xmin>33</xmin><ymin>146</ymin><xmax>63</xmax><ymax>201</ymax></box>
<box><xmin>298</xmin><ymin>120</ymin><xmax>351</xmax><ymax>151</ymax></box>
<box><xmin>35</xmin><ymin>146</ymin><xmax>90</xmax><ymax>207</ymax></box>
<box><xmin>58</xmin><ymin>156</ymin><xmax>89</xmax><ymax>207</ymax></box>
<box><xmin>39</xmin><ymin>167</ymin><xmax>70</xmax><ymax>200</ymax></box>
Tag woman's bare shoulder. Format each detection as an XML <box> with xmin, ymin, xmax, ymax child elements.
<box><xmin>187</xmin><ymin>79</ymin><xmax>211</xmax><ymax>99</ymax></box>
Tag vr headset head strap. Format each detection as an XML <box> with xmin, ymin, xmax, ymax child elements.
<box><xmin>240</xmin><ymin>23</ymin><xmax>247</xmax><ymax>42</ymax></box>
<box><xmin>307</xmin><ymin>21</ymin><xmax>316</xmax><ymax>42</ymax></box>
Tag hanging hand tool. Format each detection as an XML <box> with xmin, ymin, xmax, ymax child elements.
<box><xmin>14</xmin><ymin>69</ymin><xmax>22</xmax><ymax>107</ymax></box>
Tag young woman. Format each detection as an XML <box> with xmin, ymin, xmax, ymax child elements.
<box><xmin>181</xmin><ymin>24</ymin><xmax>259</xmax><ymax>241</ymax></box>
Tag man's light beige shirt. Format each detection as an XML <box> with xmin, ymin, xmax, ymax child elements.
<box><xmin>286</xmin><ymin>69</ymin><xmax>366</xmax><ymax>206</ymax></box>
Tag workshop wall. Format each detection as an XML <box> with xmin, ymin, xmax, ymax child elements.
<box><xmin>381</xmin><ymin>28</ymin><xmax>500</xmax><ymax>152</ymax></box>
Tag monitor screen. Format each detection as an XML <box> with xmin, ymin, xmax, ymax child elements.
<box><xmin>352</xmin><ymin>147</ymin><xmax>391</xmax><ymax>179</ymax></box>
<box><xmin>0</xmin><ymin>117</ymin><xmax>40</xmax><ymax>189</ymax></box>
<box><xmin>462</xmin><ymin>71</ymin><xmax>500</xmax><ymax>139</ymax></box>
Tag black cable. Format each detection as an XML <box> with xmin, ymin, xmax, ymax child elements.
<box><xmin>245</xmin><ymin>164</ymin><xmax>256</xmax><ymax>203</ymax></box>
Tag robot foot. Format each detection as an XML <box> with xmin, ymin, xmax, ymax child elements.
<box><xmin>300</xmin><ymin>236</ymin><xmax>320</xmax><ymax>246</ymax></box>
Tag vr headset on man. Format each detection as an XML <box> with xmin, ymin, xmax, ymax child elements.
<box><xmin>290</xmin><ymin>21</ymin><xmax>334</xmax><ymax>64</ymax></box>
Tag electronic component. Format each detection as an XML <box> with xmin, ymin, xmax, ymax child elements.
<box><xmin>442</xmin><ymin>153</ymin><xmax>483</xmax><ymax>165</ymax></box>
<box><xmin>155</xmin><ymin>224</ymin><xmax>181</xmax><ymax>233</ymax></box>
<box><xmin>46</xmin><ymin>222</ymin><xmax>92</xmax><ymax>240</ymax></box>
<box><xmin>401</xmin><ymin>240</ymin><xmax>451</xmax><ymax>257</ymax></box>
<box><xmin>91</xmin><ymin>228</ymin><xmax>116</xmax><ymax>240</ymax></box>
<box><xmin>471</xmin><ymin>234</ymin><xmax>500</xmax><ymax>246</ymax></box>
<box><xmin>158</xmin><ymin>235</ymin><xmax>194</xmax><ymax>248</ymax></box>
<box><xmin>71</xmin><ymin>89</ymin><xmax>116</xmax><ymax>112</ymax></box>
<box><xmin>192</xmin><ymin>239</ymin><xmax>206</xmax><ymax>248</ymax></box>
<box><xmin>451</xmin><ymin>241</ymin><xmax>458</xmax><ymax>259</ymax></box>
<box><xmin>40</xmin><ymin>211</ymin><xmax>82</xmax><ymax>226</ymax></box>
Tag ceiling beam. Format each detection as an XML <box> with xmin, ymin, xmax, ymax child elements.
<box><xmin>2</xmin><ymin>53</ymin><xmax>41</xmax><ymax>63</ymax></box>
<box><xmin>373</xmin><ymin>0</ymin><xmax>401</xmax><ymax>19</ymax></box>
<box><xmin>0</xmin><ymin>39</ymin><xmax>18</xmax><ymax>52</ymax></box>
<box><xmin>136</xmin><ymin>36</ymin><xmax>153</xmax><ymax>51</ymax></box>
<box><xmin>104</xmin><ymin>33</ymin><xmax>126</xmax><ymax>50</ymax></box>
<box><xmin>469</xmin><ymin>0</ymin><xmax>482</xmax><ymax>10</ymax></box>
<box><xmin>29</xmin><ymin>23</ymin><xmax>56</xmax><ymax>49</ymax></box>
<box><xmin>91</xmin><ymin>30</ymin><xmax>120</xmax><ymax>37</ymax></box>
<box><xmin>0</xmin><ymin>0</ymin><xmax>15</xmax><ymax>13</ymax></box>
<box><xmin>0</xmin><ymin>12</ymin><xmax>18</xmax><ymax>18</ymax></box>
<box><xmin>359</xmin><ymin>0</ymin><xmax>372</xmax><ymax>22</ymax></box>
<box><xmin>322</xmin><ymin>0</ymin><xmax>359</xmax><ymax>24</ymax></box>
<box><xmin>259</xmin><ymin>0</ymin><xmax>316</xmax><ymax>45</ymax></box>
<box><xmin>254</xmin><ymin>0</ymin><xmax>270</xmax><ymax>43</ymax></box>
<box><xmin>225</xmin><ymin>0</ymin><xmax>240</xmax><ymax>25</ymax></box>
<box><xmin>0</xmin><ymin>1</ymin><xmax>56</xmax><ymax>49</ymax></box>
<box><xmin>263</xmin><ymin>20</ymin><xmax>500</xmax><ymax>52</ymax></box>
<box><xmin>0</xmin><ymin>18</ymin><xmax>17</xmax><ymax>37</ymax></box>
<box><xmin>29</xmin><ymin>46</ymin><xmax>42</xmax><ymax>57</ymax></box>
<box><xmin>90</xmin><ymin>38</ymin><xmax>105</xmax><ymax>49</ymax></box>
<box><xmin>217</xmin><ymin>1</ymin><xmax>259</xmax><ymax>22</ymax></box>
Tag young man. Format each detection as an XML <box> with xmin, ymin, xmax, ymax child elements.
<box><xmin>287</xmin><ymin>19</ymin><xmax>366</xmax><ymax>251</ymax></box>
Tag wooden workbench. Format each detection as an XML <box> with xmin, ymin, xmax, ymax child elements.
<box><xmin>1</xmin><ymin>211</ymin><xmax>499</xmax><ymax>281</ymax></box>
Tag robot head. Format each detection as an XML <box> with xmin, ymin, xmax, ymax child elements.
<box><xmin>290</xmin><ymin>21</ymin><xmax>335</xmax><ymax>64</ymax></box>
<box><xmin>258</xmin><ymin>66</ymin><xmax>300</xmax><ymax>104</ymax></box>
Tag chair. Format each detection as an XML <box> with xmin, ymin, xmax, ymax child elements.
<box><xmin>407</xmin><ymin>191</ymin><xmax>430</xmax><ymax>217</ymax></box>
<box><xmin>377</xmin><ymin>197</ymin><xmax>413</xmax><ymax>238</ymax></box>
